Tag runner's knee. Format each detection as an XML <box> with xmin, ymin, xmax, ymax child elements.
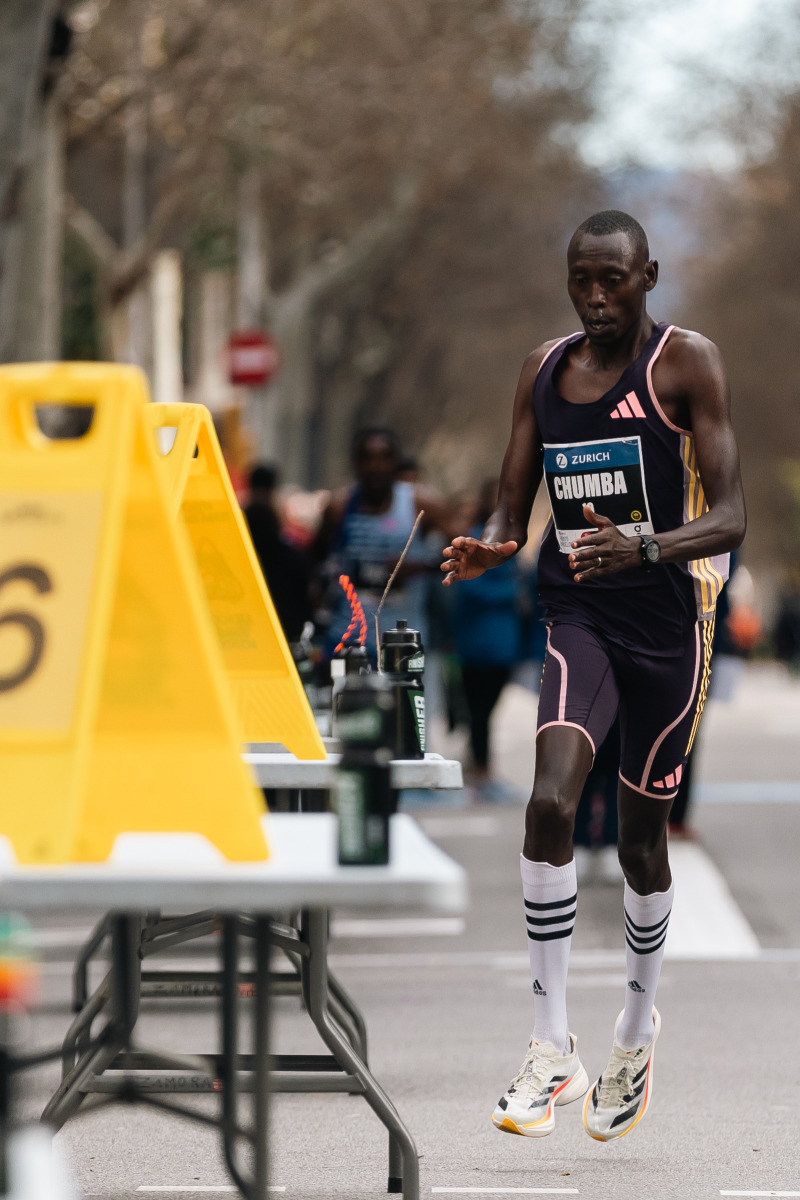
<box><xmin>617</xmin><ymin>828</ymin><xmax>669</xmax><ymax>892</ymax></box>
<box><xmin>524</xmin><ymin>786</ymin><xmax>576</xmax><ymax>856</ymax></box>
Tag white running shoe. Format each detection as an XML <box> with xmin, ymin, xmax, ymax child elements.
<box><xmin>491</xmin><ymin>1034</ymin><xmax>589</xmax><ymax>1137</ymax></box>
<box><xmin>583</xmin><ymin>1007</ymin><xmax>661</xmax><ymax>1141</ymax></box>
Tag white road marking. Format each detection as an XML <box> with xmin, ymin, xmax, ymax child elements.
<box><xmin>431</xmin><ymin>1189</ymin><xmax>579</xmax><ymax>1195</ymax></box>
<box><xmin>420</xmin><ymin>815</ymin><xmax>501</xmax><ymax>837</ymax></box>
<box><xmin>665</xmin><ymin>842</ymin><xmax>760</xmax><ymax>960</ymax></box>
<box><xmin>698</xmin><ymin>782</ymin><xmax>800</xmax><ymax>803</ymax></box>
<box><xmin>331</xmin><ymin>917</ymin><xmax>465</xmax><ymax>938</ymax></box>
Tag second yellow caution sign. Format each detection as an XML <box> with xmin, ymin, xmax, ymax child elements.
<box><xmin>0</xmin><ymin>364</ymin><xmax>268</xmax><ymax>864</ymax></box>
<box><xmin>147</xmin><ymin>403</ymin><xmax>325</xmax><ymax>761</ymax></box>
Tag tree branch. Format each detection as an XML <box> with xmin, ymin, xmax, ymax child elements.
<box><xmin>108</xmin><ymin>147</ymin><xmax>200</xmax><ymax>302</ymax></box>
<box><xmin>64</xmin><ymin>195</ymin><xmax>118</xmax><ymax>270</ymax></box>
<box><xmin>290</xmin><ymin>175</ymin><xmax>420</xmax><ymax>311</ymax></box>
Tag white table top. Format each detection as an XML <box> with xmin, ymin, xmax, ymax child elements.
<box><xmin>0</xmin><ymin>814</ymin><xmax>467</xmax><ymax>914</ymax></box>
<box><xmin>243</xmin><ymin>748</ymin><xmax>463</xmax><ymax>791</ymax></box>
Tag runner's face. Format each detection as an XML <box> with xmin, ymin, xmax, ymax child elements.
<box><xmin>566</xmin><ymin>232</ymin><xmax>655</xmax><ymax>344</ymax></box>
<box><xmin>355</xmin><ymin>437</ymin><xmax>397</xmax><ymax>498</ymax></box>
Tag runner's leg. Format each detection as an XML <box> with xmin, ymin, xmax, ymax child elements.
<box><xmin>584</xmin><ymin>624</ymin><xmax>712</xmax><ymax>1140</ymax></box>
<box><xmin>492</xmin><ymin>625</ymin><xmax>618</xmax><ymax>1137</ymax></box>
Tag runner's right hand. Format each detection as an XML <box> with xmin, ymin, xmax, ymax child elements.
<box><xmin>440</xmin><ymin>537</ymin><xmax>518</xmax><ymax>585</ymax></box>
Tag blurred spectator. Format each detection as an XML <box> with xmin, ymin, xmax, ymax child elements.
<box><xmin>453</xmin><ymin>479</ymin><xmax>522</xmax><ymax>803</ymax></box>
<box><xmin>573</xmin><ymin>718</ymin><xmax>622</xmax><ymax>884</ymax></box>
<box><xmin>244</xmin><ymin>463</ymin><xmax>313</xmax><ymax>643</ymax></box>
<box><xmin>775</xmin><ymin>562</ymin><xmax>800</xmax><ymax>671</ymax></box>
<box><xmin>397</xmin><ymin>456</ymin><xmax>420</xmax><ymax>483</ymax></box>
<box><xmin>312</xmin><ymin>429</ymin><xmax>448</xmax><ymax>662</ymax></box>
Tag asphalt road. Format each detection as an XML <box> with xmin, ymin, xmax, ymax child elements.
<box><xmin>16</xmin><ymin>663</ymin><xmax>800</xmax><ymax>1199</ymax></box>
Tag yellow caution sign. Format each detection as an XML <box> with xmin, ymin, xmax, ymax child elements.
<box><xmin>0</xmin><ymin>364</ymin><xmax>268</xmax><ymax>864</ymax></box>
<box><xmin>146</xmin><ymin>403</ymin><xmax>325</xmax><ymax>760</ymax></box>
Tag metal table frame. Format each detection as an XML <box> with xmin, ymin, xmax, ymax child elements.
<box><xmin>9</xmin><ymin>805</ymin><xmax>464</xmax><ymax>1200</ymax></box>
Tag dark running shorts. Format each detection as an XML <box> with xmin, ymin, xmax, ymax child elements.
<box><xmin>536</xmin><ymin>620</ymin><xmax>714</xmax><ymax>800</ymax></box>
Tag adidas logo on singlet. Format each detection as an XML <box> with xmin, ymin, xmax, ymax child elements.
<box><xmin>610</xmin><ymin>391</ymin><xmax>647</xmax><ymax>420</ymax></box>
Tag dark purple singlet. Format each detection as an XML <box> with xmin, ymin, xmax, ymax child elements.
<box><xmin>534</xmin><ymin>322</ymin><xmax>729</xmax><ymax>656</ymax></box>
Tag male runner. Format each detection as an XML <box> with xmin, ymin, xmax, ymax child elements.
<box><xmin>441</xmin><ymin>211</ymin><xmax>745</xmax><ymax>1141</ymax></box>
<box><xmin>314</xmin><ymin>428</ymin><xmax>447</xmax><ymax>660</ymax></box>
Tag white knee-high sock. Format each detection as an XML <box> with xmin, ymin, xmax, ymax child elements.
<box><xmin>617</xmin><ymin>879</ymin><xmax>674</xmax><ymax>1050</ymax></box>
<box><xmin>520</xmin><ymin>854</ymin><xmax>577</xmax><ymax>1056</ymax></box>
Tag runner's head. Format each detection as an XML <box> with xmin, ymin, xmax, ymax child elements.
<box><xmin>351</xmin><ymin>427</ymin><xmax>401</xmax><ymax>501</ymax></box>
<box><xmin>567</xmin><ymin>211</ymin><xmax>658</xmax><ymax>345</ymax></box>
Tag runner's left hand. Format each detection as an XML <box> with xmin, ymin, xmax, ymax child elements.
<box><xmin>567</xmin><ymin>505</ymin><xmax>642</xmax><ymax>582</ymax></box>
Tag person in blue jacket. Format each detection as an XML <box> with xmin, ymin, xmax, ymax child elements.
<box><xmin>453</xmin><ymin>480</ymin><xmax>522</xmax><ymax>802</ymax></box>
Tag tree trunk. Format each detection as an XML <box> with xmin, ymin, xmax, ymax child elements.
<box><xmin>271</xmin><ymin>292</ymin><xmax>316</xmax><ymax>485</ymax></box>
<box><xmin>263</xmin><ymin>190</ymin><xmax>418</xmax><ymax>485</ymax></box>
<box><xmin>0</xmin><ymin>0</ymin><xmax>59</xmax><ymax>362</ymax></box>
<box><xmin>237</xmin><ymin>167</ymin><xmax>273</xmax><ymax>462</ymax></box>
<box><xmin>122</xmin><ymin>90</ymin><xmax>150</xmax><ymax>370</ymax></box>
<box><xmin>11</xmin><ymin>88</ymin><xmax>64</xmax><ymax>361</ymax></box>
<box><xmin>151</xmin><ymin>249</ymin><xmax>183</xmax><ymax>404</ymax></box>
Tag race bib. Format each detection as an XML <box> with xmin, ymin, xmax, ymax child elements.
<box><xmin>543</xmin><ymin>437</ymin><xmax>654</xmax><ymax>553</ymax></box>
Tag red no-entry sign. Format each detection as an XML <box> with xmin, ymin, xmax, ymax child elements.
<box><xmin>228</xmin><ymin>331</ymin><xmax>280</xmax><ymax>386</ymax></box>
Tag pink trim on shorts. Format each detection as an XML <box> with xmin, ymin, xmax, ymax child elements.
<box><xmin>646</xmin><ymin>325</ymin><xmax>691</xmax><ymax>436</ymax></box>
<box><xmin>537</xmin><ymin>721</ymin><xmax>596</xmax><ymax>757</ymax></box>
<box><xmin>619</xmin><ymin>771</ymin><xmax>678</xmax><ymax>801</ymax></box>
<box><xmin>545</xmin><ymin>628</ymin><xmax>569</xmax><ymax>720</ymax></box>
<box><xmin>640</xmin><ymin>623</ymin><xmax>701</xmax><ymax>791</ymax></box>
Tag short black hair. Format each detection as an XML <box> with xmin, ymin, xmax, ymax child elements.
<box><xmin>571</xmin><ymin>210</ymin><xmax>649</xmax><ymax>260</ymax></box>
<box><xmin>351</xmin><ymin>426</ymin><xmax>401</xmax><ymax>462</ymax></box>
<box><xmin>250</xmin><ymin>463</ymin><xmax>279</xmax><ymax>491</ymax></box>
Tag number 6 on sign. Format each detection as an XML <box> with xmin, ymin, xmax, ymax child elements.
<box><xmin>0</xmin><ymin>565</ymin><xmax>51</xmax><ymax>693</ymax></box>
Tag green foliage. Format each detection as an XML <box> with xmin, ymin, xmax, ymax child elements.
<box><xmin>188</xmin><ymin>224</ymin><xmax>237</xmax><ymax>271</ymax></box>
<box><xmin>61</xmin><ymin>229</ymin><xmax>100</xmax><ymax>360</ymax></box>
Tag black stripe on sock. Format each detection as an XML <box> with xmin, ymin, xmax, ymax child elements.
<box><xmin>625</xmin><ymin>930</ymin><xmax>668</xmax><ymax>956</ymax></box>
<box><xmin>524</xmin><ymin>892</ymin><xmax>578</xmax><ymax>912</ymax></box>
<box><xmin>624</xmin><ymin>909</ymin><xmax>671</xmax><ymax>934</ymax></box>
<box><xmin>527</xmin><ymin>925</ymin><xmax>574</xmax><ymax>942</ymax></box>
<box><xmin>624</xmin><ymin>919</ymin><xmax>670</xmax><ymax>945</ymax></box>
<box><xmin>526</xmin><ymin>908</ymin><xmax>577</xmax><ymax>927</ymax></box>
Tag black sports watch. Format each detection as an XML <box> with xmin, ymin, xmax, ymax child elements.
<box><xmin>639</xmin><ymin>534</ymin><xmax>662</xmax><ymax>566</ymax></box>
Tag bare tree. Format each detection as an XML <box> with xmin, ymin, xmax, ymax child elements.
<box><xmin>0</xmin><ymin>0</ymin><xmax>61</xmax><ymax>361</ymax></box>
<box><xmin>62</xmin><ymin>0</ymin><xmax>597</xmax><ymax>481</ymax></box>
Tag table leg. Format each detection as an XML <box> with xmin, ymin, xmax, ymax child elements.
<box><xmin>301</xmin><ymin>910</ymin><xmax>419</xmax><ymax>1200</ymax></box>
<box><xmin>43</xmin><ymin>915</ymin><xmax>142</xmax><ymax>1130</ymax></box>
<box><xmin>327</xmin><ymin>970</ymin><xmax>369</xmax><ymax>1063</ymax></box>
<box><xmin>72</xmin><ymin>915</ymin><xmax>109</xmax><ymax>1013</ymax></box>
<box><xmin>253</xmin><ymin>917</ymin><xmax>271</xmax><ymax>1199</ymax></box>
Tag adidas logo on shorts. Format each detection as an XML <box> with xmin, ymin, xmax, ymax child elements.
<box><xmin>628</xmin><ymin>979</ymin><xmax>645</xmax><ymax>993</ymax></box>
<box><xmin>533</xmin><ymin>978</ymin><xmax>547</xmax><ymax>996</ymax></box>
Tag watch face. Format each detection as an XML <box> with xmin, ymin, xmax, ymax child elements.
<box><xmin>645</xmin><ymin>540</ymin><xmax>661</xmax><ymax>563</ymax></box>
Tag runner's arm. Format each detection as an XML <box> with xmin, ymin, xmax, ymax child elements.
<box><xmin>441</xmin><ymin>346</ymin><xmax>549</xmax><ymax>584</ymax></box>
<box><xmin>657</xmin><ymin>334</ymin><xmax>746</xmax><ymax>562</ymax></box>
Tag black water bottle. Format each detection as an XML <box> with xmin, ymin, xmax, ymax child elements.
<box><xmin>335</xmin><ymin>671</ymin><xmax>395</xmax><ymax>865</ymax></box>
<box><xmin>380</xmin><ymin>619</ymin><xmax>425</xmax><ymax>759</ymax></box>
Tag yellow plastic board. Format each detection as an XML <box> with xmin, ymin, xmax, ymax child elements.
<box><xmin>146</xmin><ymin>403</ymin><xmax>325</xmax><ymax>761</ymax></box>
<box><xmin>0</xmin><ymin>364</ymin><xmax>268</xmax><ymax>864</ymax></box>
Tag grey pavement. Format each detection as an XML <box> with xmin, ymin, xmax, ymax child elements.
<box><xmin>17</xmin><ymin>663</ymin><xmax>800</xmax><ymax>1198</ymax></box>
